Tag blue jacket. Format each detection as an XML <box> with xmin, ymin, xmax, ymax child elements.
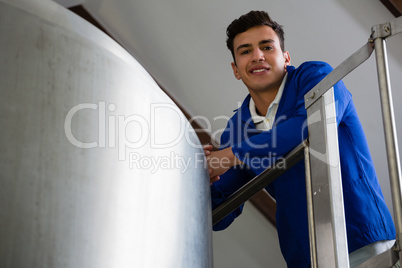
<box><xmin>211</xmin><ymin>61</ymin><xmax>395</xmax><ymax>267</ymax></box>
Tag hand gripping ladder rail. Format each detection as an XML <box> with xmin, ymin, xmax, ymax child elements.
<box><xmin>212</xmin><ymin>16</ymin><xmax>402</xmax><ymax>268</ymax></box>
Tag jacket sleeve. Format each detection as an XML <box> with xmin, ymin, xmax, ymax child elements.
<box><xmin>232</xmin><ymin>61</ymin><xmax>352</xmax><ymax>161</ymax></box>
<box><xmin>211</xmin><ymin>167</ymin><xmax>253</xmax><ymax>231</ymax></box>
<box><xmin>211</xmin><ymin>118</ymin><xmax>253</xmax><ymax>231</ymax></box>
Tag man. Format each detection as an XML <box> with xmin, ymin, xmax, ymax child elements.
<box><xmin>204</xmin><ymin>10</ymin><xmax>396</xmax><ymax>267</ymax></box>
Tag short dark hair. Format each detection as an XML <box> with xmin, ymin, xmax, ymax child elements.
<box><xmin>226</xmin><ymin>11</ymin><xmax>285</xmax><ymax>60</ymax></box>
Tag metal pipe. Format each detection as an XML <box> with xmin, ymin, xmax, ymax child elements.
<box><xmin>374</xmin><ymin>37</ymin><xmax>402</xmax><ymax>259</ymax></box>
<box><xmin>304</xmin><ymin>142</ymin><xmax>318</xmax><ymax>268</ymax></box>
<box><xmin>213</xmin><ymin>141</ymin><xmax>306</xmax><ymax>225</ymax></box>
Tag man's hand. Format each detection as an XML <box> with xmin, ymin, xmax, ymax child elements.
<box><xmin>203</xmin><ymin>145</ymin><xmax>243</xmax><ymax>184</ymax></box>
<box><xmin>203</xmin><ymin>145</ymin><xmax>220</xmax><ymax>185</ymax></box>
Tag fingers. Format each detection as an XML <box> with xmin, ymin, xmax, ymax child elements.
<box><xmin>204</xmin><ymin>145</ymin><xmax>222</xmax><ymax>185</ymax></box>
<box><xmin>209</xmin><ymin>174</ymin><xmax>220</xmax><ymax>185</ymax></box>
<box><xmin>203</xmin><ymin>144</ymin><xmax>214</xmax><ymax>156</ymax></box>
<box><xmin>208</xmin><ymin>167</ymin><xmax>220</xmax><ymax>184</ymax></box>
<box><xmin>203</xmin><ymin>144</ymin><xmax>213</xmax><ymax>150</ymax></box>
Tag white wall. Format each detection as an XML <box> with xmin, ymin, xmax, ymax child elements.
<box><xmin>60</xmin><ymin>0</ymin><xmax>402</xmax><ymax>266</ymax></box>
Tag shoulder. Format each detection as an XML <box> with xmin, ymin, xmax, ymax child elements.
<box><xmin>299</xmin><ymin>61</ymin><xmax>333</xmax><ymax>69</ymax></box>
<box><xmin>291</xmin><ymin>61</ymin><xmax>333</xmax><ymax>77</ymax></box>
<box><xmin>286</xmin><ymin>61</ymin><xmax>334</xmax><ymax>92</ymax></box>
<box><xmin>292</xmin><ymin>61</ymin><xmax>353</xmax><ymax>111</ymax></box>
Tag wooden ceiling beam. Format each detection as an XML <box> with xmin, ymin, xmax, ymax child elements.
<box><xmin>380</xmin><ymin>0</ymin><xmax>402</xmax><ymax>17</ymax></box>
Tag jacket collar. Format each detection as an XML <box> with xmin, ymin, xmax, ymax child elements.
<box><xmin>235</xmin><ymin>65</ymin><xmax>296</xmax><ymax>125</ymax></box>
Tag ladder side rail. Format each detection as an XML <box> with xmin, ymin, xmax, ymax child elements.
<box><xmin>304</xmin><ymin>144</ymin><xmax>318</xmax><ymax>268</ymax></box>
<box><xmin>306</xmin><ymin>88</ymin><xmax>349</xmax><ymax>268</ymax></box>
<box><xmin>371</xmin><ymin>16</ymin><xmax>402</xmax><ymax>263</ymax></box>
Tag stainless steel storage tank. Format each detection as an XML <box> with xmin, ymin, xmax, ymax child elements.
<box><xmin>0</xmin><ymin>0</ymin><xmax>212</xmax><ymax>267</ymax></box>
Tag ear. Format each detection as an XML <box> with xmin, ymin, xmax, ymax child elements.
<box><xmin>283</xmin><ymin>51</ymin><xmax>291</xmax><ymax>69</ymax></box>
<box><xmin>231</xmin><ymin>62</ymin><xmax>241</xmax><ymax>80</ymax></box>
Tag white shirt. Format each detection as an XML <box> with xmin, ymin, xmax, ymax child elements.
<box><xmin>349</xmin><ymin>239</ymin><xmax>396</xmax><ymax>267</ymax></box>
<box><xmin>249</xmin><ymin>73</ymin><xmax>287</xmax><ymax>131</ymax></box>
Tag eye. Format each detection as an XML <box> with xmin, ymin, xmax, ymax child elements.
<box><xmin>262</xmin><ymin>46</ymin><xmax>273</xmax><ymax>51</ymax></box>
<box><xmin>240</xmin><ymin>50</ymin><xmax>250</xmax><ymax>55</ymax></box>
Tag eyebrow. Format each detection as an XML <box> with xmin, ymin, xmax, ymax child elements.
<box><xmin>236</xmin><ymin>39</ymin><xmax>275</xmax><ymax>52</ymax></box>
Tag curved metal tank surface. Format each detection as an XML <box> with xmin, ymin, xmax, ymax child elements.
<box><xmin>0</xmin><ymin>0</ymin><xmax>212</xmax><ymax>267</ymax></box>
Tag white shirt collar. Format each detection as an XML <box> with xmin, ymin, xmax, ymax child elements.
<box><xmin>249</xmin><ymin>73</ymin><xmax>288</xmax><ymax>124</ymax></box>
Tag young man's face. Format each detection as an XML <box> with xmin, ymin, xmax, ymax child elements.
<box><xmin>231</xmin><ymin>25</ymin><xmax>291</xmax><ymax>94</ymax></box>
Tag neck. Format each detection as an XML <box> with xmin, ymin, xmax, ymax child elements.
<box><xmin>249</xmin><ymin>87</ymin><xmax>279</xmax><ymax>117</ymax></box>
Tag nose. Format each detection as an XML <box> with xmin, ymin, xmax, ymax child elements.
<box><xmin>252</xmin><ymin>48</ymin><xmax>265</xmax><ymax>62</ymax></box>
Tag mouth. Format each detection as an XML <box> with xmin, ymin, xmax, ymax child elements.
<box><xmin>249</xmin><ymin>66</ymin><xmax>270</xmax><ymax>74</ymax></box>
<box><xmin>251</xmin><ymin>68</ymin><xmax>268</xmax><ymax>73</ymax></box>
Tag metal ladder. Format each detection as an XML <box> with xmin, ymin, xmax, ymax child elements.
<box><xmin>213</xmin><ymin>16</ymin><xmax>402</xmax><ymax>268</ymax></box>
